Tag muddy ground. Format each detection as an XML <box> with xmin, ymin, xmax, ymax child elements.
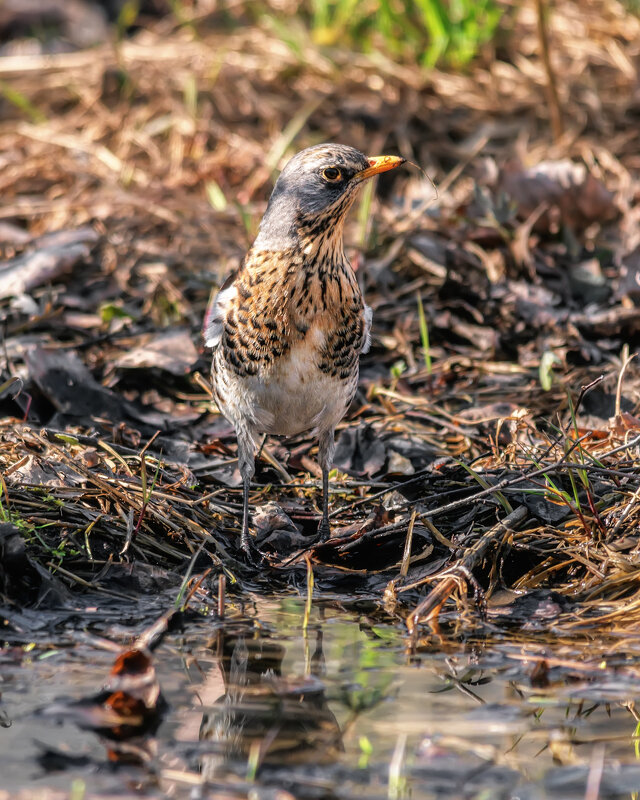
<box><xmin>1</xmin><ymin>0</ymin><xmax>640</xmax><ymax>649</ymax></box>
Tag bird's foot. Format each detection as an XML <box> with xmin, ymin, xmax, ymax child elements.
<box><xmin>317</xmin><ymin>519</ymin><xmax>331</xmax><ymax>543</ymax></box>
<box><xmin>241</xmin><ymin>530</ymin><xmax>262</xmax><ymax>566</ymax></box>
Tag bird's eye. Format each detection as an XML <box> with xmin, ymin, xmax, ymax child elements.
<box><xmin>322</xmin><ymin>167</ymin><xmax>342</xmax><ymax>182</ymax></box>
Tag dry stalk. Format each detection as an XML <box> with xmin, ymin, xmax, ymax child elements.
<box><xmin>407</xmin><ymin>506</ymin><xmax>528</xmax><ymax>634</ymax></box>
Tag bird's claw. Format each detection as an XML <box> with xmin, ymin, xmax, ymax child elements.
<box><xmin>241</xmin><ymin>531</ymin><xmax>263</xmax><ymax>566</ymax></box>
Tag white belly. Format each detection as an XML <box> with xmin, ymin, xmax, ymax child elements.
<box><xmin>216</xmin><ymin>339</ymin><xmax>356</xmax><ymax>438</ymax></box>
<box><xmin>252</xmin><ymin>343</ymin><xmax>355</xmax><ymax>436</ymax></box>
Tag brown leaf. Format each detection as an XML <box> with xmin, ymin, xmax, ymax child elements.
<box><xmin>107</xmin><ymin>648</ymin><xmax>160</xmax><ymax>711</ymax></box>
<box><xmin>113</xmin><ymin>329</ymin><xmax>198</xmax><ymax>375</ymax></box>
<box><xmin>0</xmin><ymin>227</ymin><xmax>98</xmax><ymax>299</ymax></box>
<box><xmin>500</xmin><ymin>160</ymin><xmax>618</xmax><ymax>232</ymax></box>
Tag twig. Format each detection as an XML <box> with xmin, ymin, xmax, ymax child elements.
<box><xmin>535</xmin><ymin>0</ymin><xmax>563</xmax><ymax>141</ymax></box>
<box><xmin>400</xmin><ymin>508</ymin><xmax>417</xmax><ymax>578</ymax></box>
<box><xmin>46</xmin><ymin>562</ymin><xmax>136</xmax><ymax>600</ymax></box>
<box><xmin>354</xmin><ymin>433</ymin><xmax>640</xmax><ymax>541</ymax></box>
<box><xmin>614</xmin><ymin>346</ymin><xmax>636</xmax><ymax>419</ymax></box>
<box><xmin>302</xmin><ymin>553</ymin><xmax>314</xmax><ymax>632</ymax></box>
<box><xmin>407</xmin><ymin>506</ymin><xmax>528</xmax><ymax>634</ymax></box>
<box><xmin>584</xmin><ymin>744</ymin><xmax>605</xmax><ymax>800</ymax></box>
<box><xmin>218</xmin><ymin>573</ymin><xmax>226</xmax><ymax>619</ymax></box>
<box><xmin>608</xmin><ymin>483</ymin><xmax>640</xmax><ymax>540</ymax></box>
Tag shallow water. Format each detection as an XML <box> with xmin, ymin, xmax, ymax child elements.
<box><xmin>2</xmin><ymin>598</ymin><xmax>640</xmax><ymax>799</ymax></box>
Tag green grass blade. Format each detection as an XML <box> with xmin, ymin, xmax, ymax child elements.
<box><xmin>416</xmin><ymin>292</ymin><xmax>432</xmax><ymax>374</ymax></box>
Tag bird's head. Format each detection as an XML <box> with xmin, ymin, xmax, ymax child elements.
<box><xmin>254</xmin><ymin>143</ymin><xmax>405</xmax><ymax>252</ymax></box>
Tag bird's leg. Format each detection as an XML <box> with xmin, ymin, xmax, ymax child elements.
<box><xmin>317</xmin><ymin>429</ymin><xmax>336</xmax><ymax>541</ymax></box>
<box><xmin>241</xmin><ymin>471</ymin><xmax>251</xmax><ymax>553</ymax></box>
<box><xmin>319</xmin><ymin>467</ymin><xmax>330</xmax><ymax>541</ymax></box>
<box><xmin>237</xmin><ymin>428</ymin><xmax>256</xmax><ymax>556</ymax></box>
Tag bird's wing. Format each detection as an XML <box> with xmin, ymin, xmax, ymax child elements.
<box><xmin>361</xmin><ymin>304</ymin><xmax>373</xmax><ymax>354</ymax></box>
<box><xmin>203</xmin><ymin>271</ymin><xmax>237</xmax><ymax>348</ymax></box>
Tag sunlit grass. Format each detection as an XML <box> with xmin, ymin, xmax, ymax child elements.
<box><xmin>262</xmin><ymin>0</ymin><xmax>505</xmax><ymax>67</ymax></box>
<box><xmin>416</xmin><ymin>292</ymin><xmax>432</xmax><ymax>374</ymax></box>
<box><xmin>0</xmin><ymin>80</ymin><xmax>46</xmax><ymax>124</ymax></box>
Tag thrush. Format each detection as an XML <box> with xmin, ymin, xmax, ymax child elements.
<box><xmin>204</xmin><ymin>143</ymin><xmax>405</xmax><ymax>555</ymax></box>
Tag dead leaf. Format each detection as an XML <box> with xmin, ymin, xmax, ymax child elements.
<box><xmin>113</xmin><ymin>329</ymin><xmax>199</xmax><ymax>375</ymax></box>
<box><xmin>4</xmin><ymin>454</ymin><xmax>85</xmax><ymax>487</ymax></box>
<box><xmin>0</xmin><ymin>227</ymin><xmax>98</xmax><ymax>299</ymax></box>
<box><xmin>500</xmin><ymin>160</ymin><xmax>618</xmax><ymax>232</ymax></box>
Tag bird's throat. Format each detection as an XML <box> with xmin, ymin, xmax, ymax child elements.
<box><xmin>299</xmin><ymin>225</ymin><xmax>346</xmax><ymax>273</ymax></box>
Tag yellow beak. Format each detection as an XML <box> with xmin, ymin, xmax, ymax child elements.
<box><xmin>356</xmin><ymin>155</ymin><xmax>405</xmax><ymax>181</ymax></box>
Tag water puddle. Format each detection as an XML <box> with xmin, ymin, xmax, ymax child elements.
<box><xmin>2</xmin><ymin>598</ymin><xmax>640</xmax><ymax>799</ymax></box>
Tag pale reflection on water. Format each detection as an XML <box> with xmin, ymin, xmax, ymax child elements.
<box><xmin>2</xmin><ymin>599</ymin><xmax>640</xmax><ymax>799</ymax></box>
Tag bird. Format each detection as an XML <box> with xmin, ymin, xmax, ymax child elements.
<box><xmin>204</xmin><ymin>143</ymin><xmax>405</xmax><ymax>556</ymax></box>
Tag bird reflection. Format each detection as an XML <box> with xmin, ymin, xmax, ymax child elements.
<box><xmin>195</xmin><ymin>627</ymin><xmax>343</xmax><ymax>781</ymax></box>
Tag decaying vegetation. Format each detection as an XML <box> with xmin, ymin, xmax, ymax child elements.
<box><xmin>1</xmin><ymin>0</ymin><xmax>640</xmax><ymax>655</ymax></box>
